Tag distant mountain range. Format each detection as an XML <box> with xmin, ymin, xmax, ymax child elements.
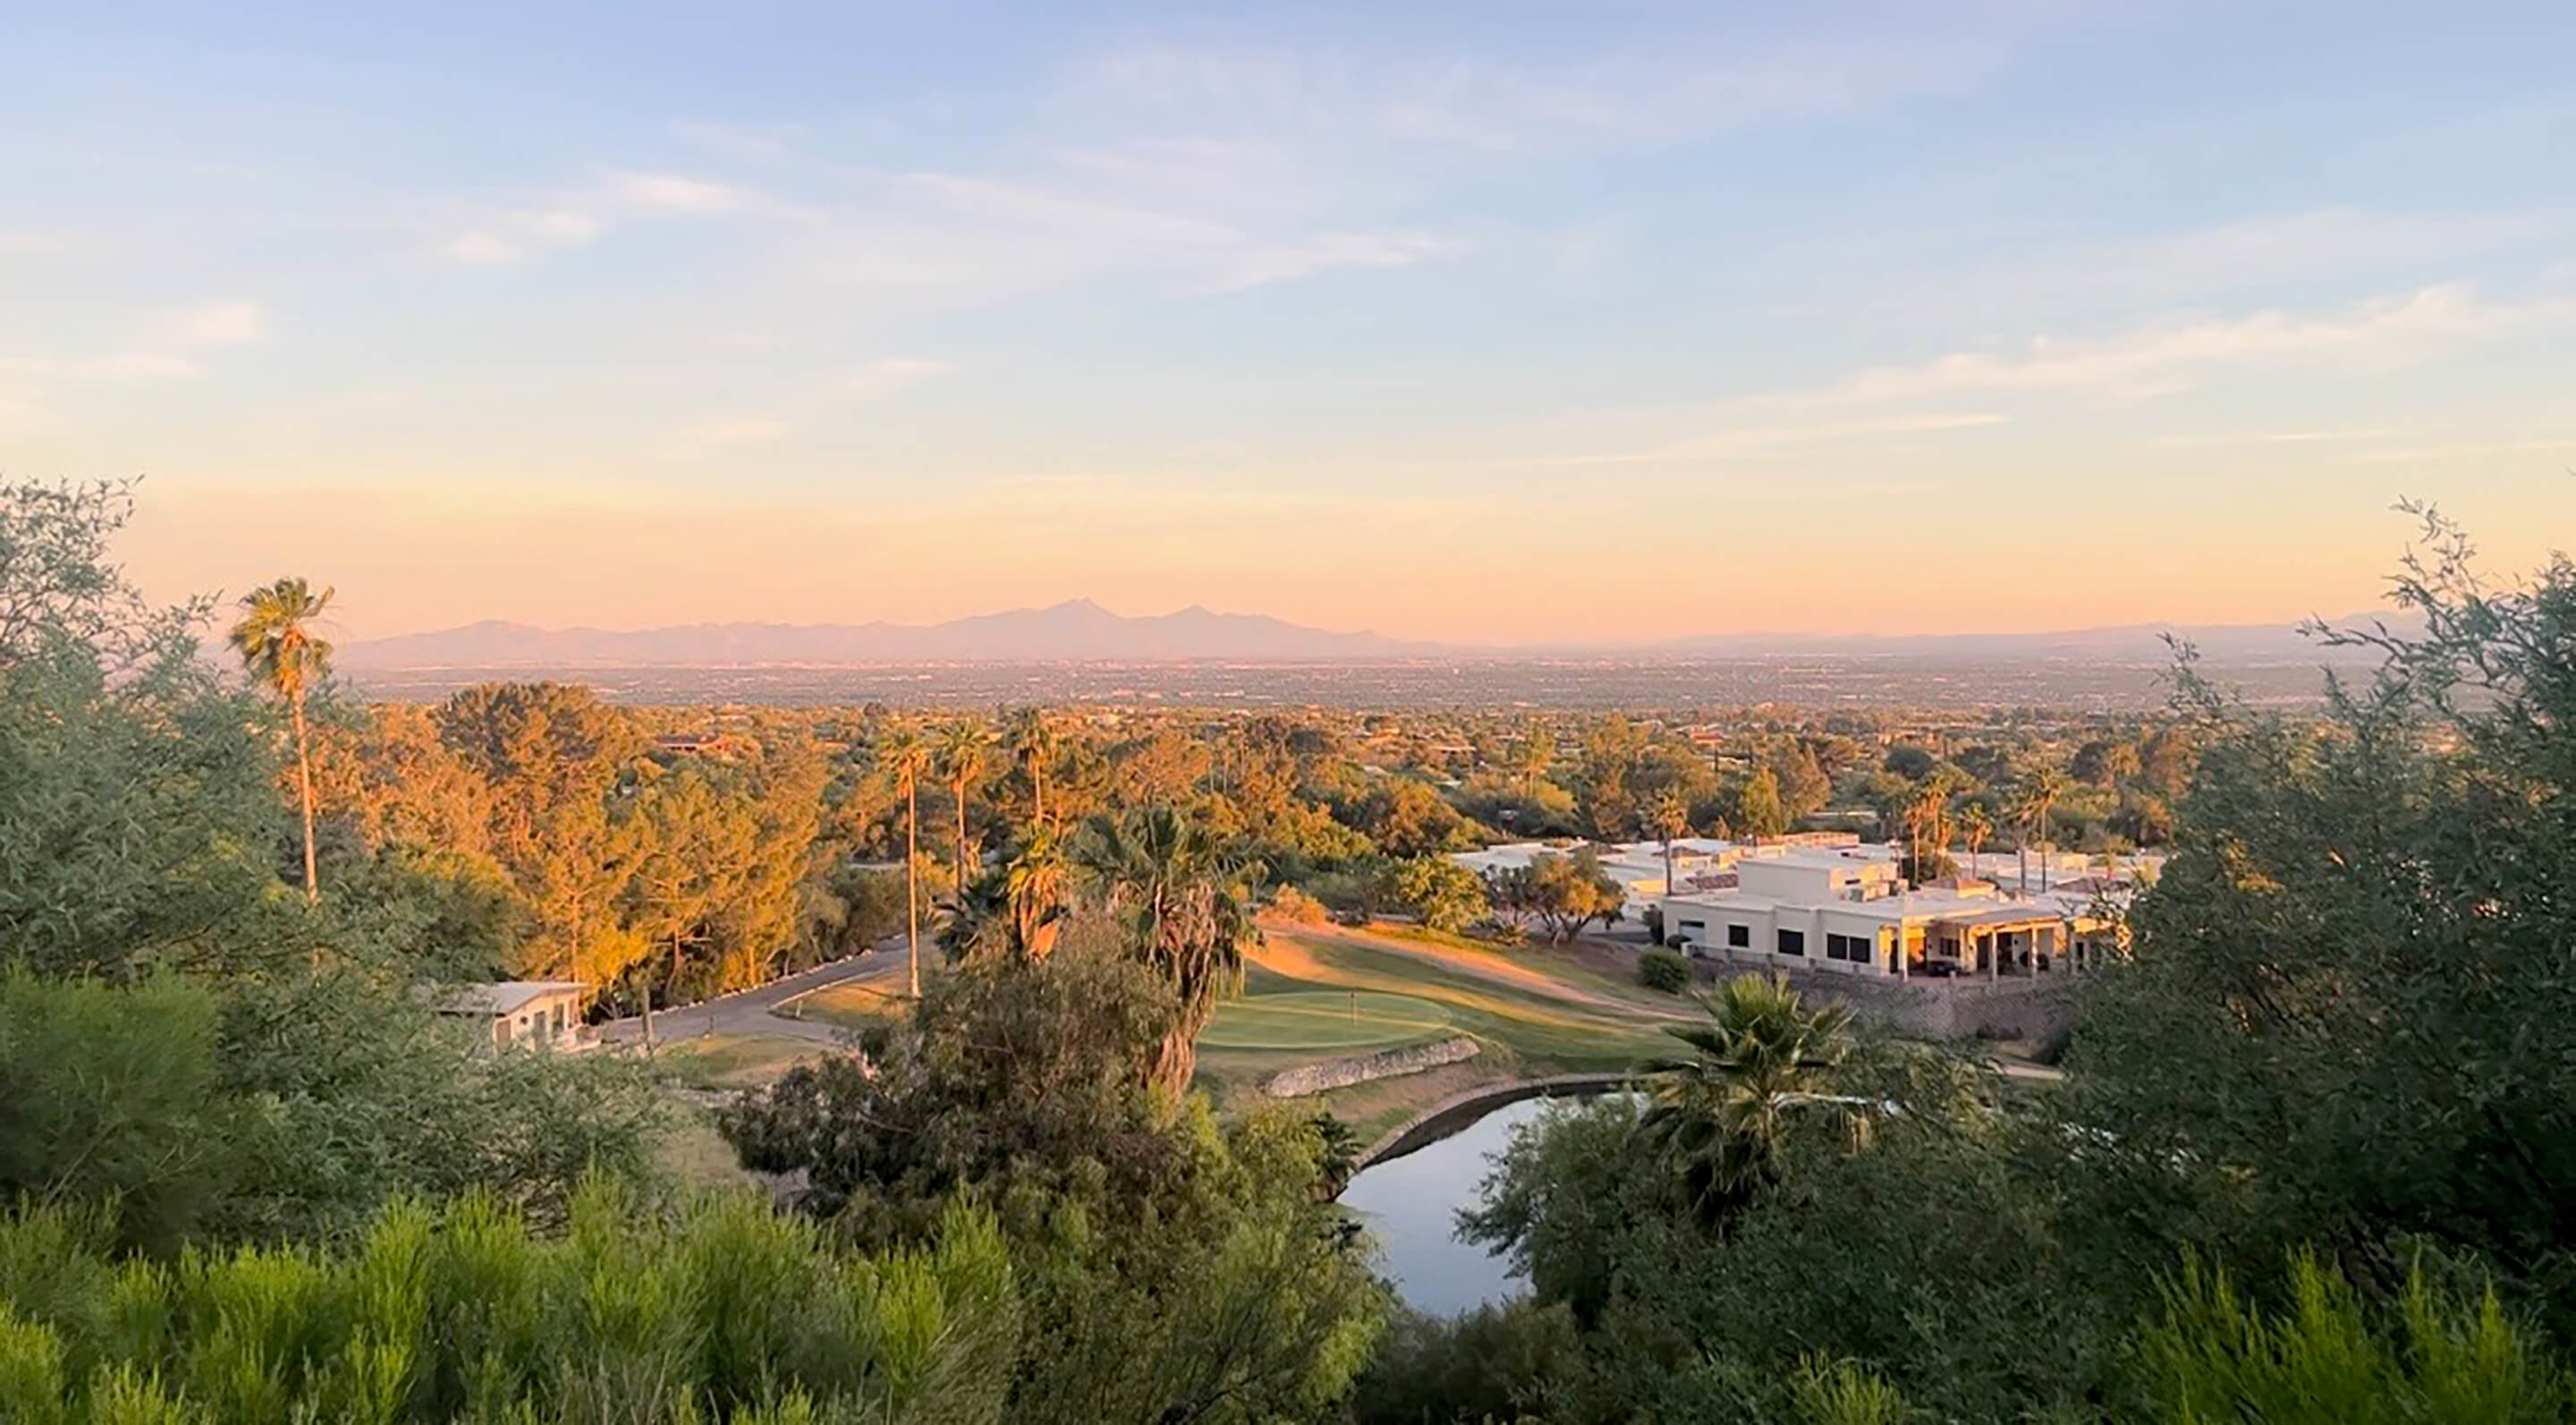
<box><xmin>1633</xmin><ymin>618</ymin><xmax>2394</xmax><ymax>663</ymax></box>
<box><xmin>338</xmin><ymin>598</ymin><xmax>2394</xmax><ymax>670</ymax></box>
<box><xmin>337</xmin><ymin>599</ymin><xmax>1432</xmax><ymax>667</ymax></box>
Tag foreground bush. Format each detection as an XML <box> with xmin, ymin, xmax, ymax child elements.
<box><xmin>723</xmin><ymin>943</ymin><xmax>1390</xmax><ymax>1422</ymax></box>
<box><xmin>2130</xmin><ymin>1254</ymin><xmax>2572</xmax><ymax>1424</ymax></box>
<box><xmin>0</xmin><ymin>968</ymin><xmax>667</xmax><ymax>1254</ymax></box>
<box><xmin>0</xmin><ymin>1182</ymin><xmax>1015</xmax><ymax>1424</ymax></box>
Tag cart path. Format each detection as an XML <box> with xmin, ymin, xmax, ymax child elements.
<box><xmin>598</xmin><ymin>938</ymin><xmax>912</xmax><ymax>1048</ymax></box>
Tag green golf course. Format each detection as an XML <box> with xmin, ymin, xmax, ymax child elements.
<box><xmin>1199</xmin><ymin>988</ymin><xmax>1455</xmax><ymax>1051</ymax></box>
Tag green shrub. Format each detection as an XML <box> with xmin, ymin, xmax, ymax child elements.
<box><xmin>0</xmin><ymin>1187</ymin><xmax>1019</xmax><ymax>1423</ymax></box>
<box><xmin>2129</xmin><ymin>1253</ymin><xmax>2570</xmax><ymax>1424</ymax></box>
<box><xmin>0</xmin><ymin>971</ymin><xmax>232</xmax><ymax>1256</ymax></box>
<box><xmin>0</xmin><ymin>1303</ymin><xmax>69</xmax><ymax>1425</ymax></box>
<box><xmin>1637</xmin><ymin>949</ymin><xmax>1690</xmax><ymax>994</ymax></box>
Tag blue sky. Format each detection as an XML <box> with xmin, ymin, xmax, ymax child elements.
<box><xmin>4</xmin><ymin>0</ymin><xmax>2573</xmax><ymax>640</ymax></box>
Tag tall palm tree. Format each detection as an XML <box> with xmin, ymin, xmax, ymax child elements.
<box><xmin>936</xmin><ymin>718</ymin><xmax>990</xmax><ymax>892</ymax></box>
<box><xmin>1638</xmin><ymin>973</ymin><xmax>1856</xmax><ymax>1226</ymax></box>
<box><xmin>1647</xmin><ymin>787</ymin><xmax>1690</xmax><ymax>895</ymax></box>
<box><xmin>1004</xmin><ymin>706</ymin><xmax>1058</xmax><ymax>829</ymax></box>
<box><xmin>880</xmin><ymin>725</ymin><xmax>933</xmax><ymax>997</ymax></box>
<box><xmin>2020</xmin><ymin>764</ymin><xmax>2072</xmax><ymax>892</ymax></box>
<box><xmin>1076</xmin><ymin>806</ymin><xmax>1260</xmax><ymax>1097</ymax></box>
<box><xmin>229</xmin><ymin>577</ymin><xmax>334</xmax><ymax>903</ymax></box>
<box><xmin>1962</xmin><ymin>804</ymin><xmax>1993</xmax><ymax>881</ymax></box>
<box><xmin>1902</xmin><ymin>770</ymin><xmax>1955</xmax><ymax>881</ymax></box>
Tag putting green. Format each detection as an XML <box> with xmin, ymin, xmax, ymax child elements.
<box><xmin>1200</xmin><ymin>990</ymin><xmax>1455</xmax><ymax>1051</ymax></box>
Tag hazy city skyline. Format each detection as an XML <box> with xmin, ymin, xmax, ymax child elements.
<box><xmin>7</xmin><ymin>1</ymin><xmax>2573</xmax><ymax>640</ymax></box>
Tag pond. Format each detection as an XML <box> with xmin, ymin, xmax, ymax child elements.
<box><xmin>1339</xmin><ymin>1090</ymin><xmax>1623</xmax><ymax>1316</ymax></box>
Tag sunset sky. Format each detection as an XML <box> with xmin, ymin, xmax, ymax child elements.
<box><xmin>5</xmin><ymin>1</ymin><xmax>2573</xmax><ymax>643</ymax></box>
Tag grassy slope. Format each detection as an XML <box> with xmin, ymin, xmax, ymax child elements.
<box><xmin>1198</xmin><ymin>920</ymin><xmax>1687</xmax><ymax>1141</ymax></box>
<box><xmin>657</xmin><ymin>1033</ymin><xmax>827</xmax><ymax>1090</ymax></box>
<box><xmin>787</xmin><ymin>979</ymin><xmax>910</xmax><ymax>1032</ymax></box>
<box><xmin>649</xmin><ymin>920</ymin><xmax>1691</xmax><ymax>1145</ymax></box>
<box><xmin>1202</xmin><ymin>989</ymin><xmax>1457</xmax><ymax>1050</ymax></box>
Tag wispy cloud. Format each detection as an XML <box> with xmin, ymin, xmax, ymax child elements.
<box><xmin>605</xmin><ymin>171</ymin><xmax>752</xmax><ymax>213</ymax></box>
<box><xmin>1065</xmin><ymin>18</ymin><xmax>2044</xmax><ymax>157</ymax></box>
<box><xmin>148</xmin><ymin>300</ymin><xmax>265</xmax><ymax>348</ymax></box>
<box><xmin>2147</xmin><ymin>428</ymin><xmax>2402</xmax><ymax>448</ymax></box>
<box><xmin>1499</xmin><ymin>411</ymin><xmax>2009</xmax><ymax>470</ymax></box>
<box><xmin>445</xmin><ymin>231</ymin><xmax>522</xmax><ymax>265</ymax></box>
<box><xmin>0</xmin><ymin>299</ymin><xmax>266</xmax><ymax>390</ymax></box>
<box><xmin>1194</xmin><ymin>231</ymin><xmax>1460</xmax><ymax>292</ymax></box>
<box><xmin>843</xmin><ymin>357</ymin><xmax>953</xmax><ymax>398</ymax></box>
<box><xmin>1809</xmin><ymin>284</ymin><xmax>2560</xmax><ymax>406</ymax></box>
<box><xmin>438</xmin><ymin>171</ymin><xmax>763</xmax><ymax>267</ymax></box>
<box><xmin>2340</xmin><ymin>435</ymin><xmax>2576</xmax><ymax>465</ymax></box>
<box><xmin>0</xmin><ymin>352</ymin><xmax>200</xmax><ymax>382</ymax></box>
<box><xmin>1489</xmin><ymin>284</ymin><xmax>2568</xmax><ymax>475</ymax></box>
<box><xmin>670</xmin><ymin>418</ymin><xmax>792</xmax><ymax>456</ymax></box>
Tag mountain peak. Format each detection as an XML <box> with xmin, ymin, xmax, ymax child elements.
<box><xmin>342</xmin><ymin>600</ymin><xmax>1423</xmax><ymax>668</ymax></box>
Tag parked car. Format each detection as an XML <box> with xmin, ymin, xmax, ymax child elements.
<box><xmin>1920</xmin><ymin>959</ymin><xmax>1962</xmax><ymax>978</ymax></box>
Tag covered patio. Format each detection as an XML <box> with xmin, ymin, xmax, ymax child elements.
<box><xmin>1930</xmin><ymin>906</ymin><xmax>2072</xmax><ymax>978</ymax></box>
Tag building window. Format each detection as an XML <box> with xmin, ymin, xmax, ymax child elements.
<box><xmin>1726</xmin><ymin>923</ymin><xmax>1750</xmax><ymax>948</ymax></box>
<box><xmin>1777</xmin><ymin>929</ymin><xmax>1806</xmax><ymax>956</ymax></box>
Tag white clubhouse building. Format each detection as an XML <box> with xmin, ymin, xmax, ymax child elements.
<box><xmin>1649</xmin><ymin>844</ymin><xmax>2119</xmax><ymax>980</ymax></box>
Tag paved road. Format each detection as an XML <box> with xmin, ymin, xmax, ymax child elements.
<box><xmin>598</xmin><ymin>938</ymin><xmax>914</xmax><ymax>1048</ymax></box>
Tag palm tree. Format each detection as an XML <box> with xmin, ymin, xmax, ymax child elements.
<box><xmin>1637</xmin><ymin>973</ymin><xmax>1856</xmax><ymax>1226</ymax></box>
<box><xmin>2019</xmin><ymin>765</ymin><xmax>2072</xmax><ymax>892</ymax></box>
<box><xmin>229</xmin><ymin>577</ymin><xmax>334</xmax><ymax>903</ymax></box>
<box><xmin>879</xmin><ymin>725</ymin><xmax>933</xmax><ymax>997</ymax></box>
<box><xmin>1647</xmin><ymin>787</ymin><xmax>1690</xmax><ymax>895</ymax></box>
<box><xmin>1076</xmin><ymin>806</ymin><xmax>1261</xmax><ymax>1098</ymax></box>
<box><xmin>936</xmin><ymin>718</ymin><xmax>990</xmax><ymax>892</ymax></box>
<box><xmin>1004</xmin><ymin>825</ymin><xmax>1070</xmax><ymax>960</ymax></box>
<box><xmin>1962</xmin><ymin>804</ymin><xmax>1993</xmax><ymax>881</ymax></box>
<box><xmin>1902</xmin><ymin>770</ymin><xmax>1955</xmax><ymax>882</ymax></box>
<box><xmin>1004</xmin><ymin>706</ymin><xmax>1058</xmax><ymax>829</ymax></box>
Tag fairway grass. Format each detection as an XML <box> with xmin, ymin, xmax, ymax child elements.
<box><xmin>1199</xmin><ymin>920</ymin><xmax>1681</xmax><ymax>1141</ymax></box>
<box><xmin>1201</xmin><ymin>990</ymin><xmax>1454</xmax><ymax>1051</ymax></box>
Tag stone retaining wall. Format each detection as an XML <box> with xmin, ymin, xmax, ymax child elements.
<box><xmin>1693</xmin><ymin>959</ymin><xmax>2079</xmax><ymax>1042</ymax></box>
<box><xmin>1262</xmin><ymin>1037</ymin><xmax>1480</xmax><ymax>1098</ymax></box>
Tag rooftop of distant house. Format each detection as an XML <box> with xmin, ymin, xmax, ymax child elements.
<box><xmin>429</xmin><ymin>980</ymin><xmax>589</xmax><ymax>1018</ymax></box>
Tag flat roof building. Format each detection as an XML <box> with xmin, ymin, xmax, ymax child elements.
<box><xmin>431</xmin><ymin>980</ymin><xmax>598</xmax><ymax>1051</ymax></box>
<box><xmin>1650</xmin><ymin>848</ymin><xmax>2118</xmax><ymax>981</ymax></box>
